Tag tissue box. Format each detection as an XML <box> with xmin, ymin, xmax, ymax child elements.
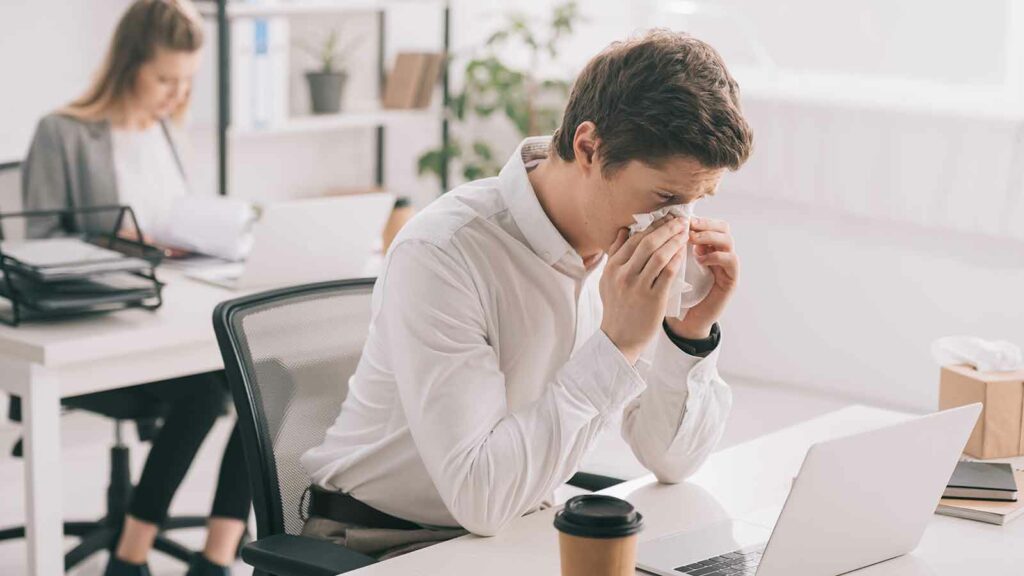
<box><xmin>939</xmin><ymin>365</ymin><xmax>1024</xmax><ymax>459</ymax></box>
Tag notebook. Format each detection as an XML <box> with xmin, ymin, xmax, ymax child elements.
<box><xmin>937</xmin><ymin>472</ymin><xmax>1024</xmax><ymax>525</ymax></box>
<box><xmin>943</xmin><ymin>461</ymin><xmax>1018</xmax><ymax>501</ymax></box>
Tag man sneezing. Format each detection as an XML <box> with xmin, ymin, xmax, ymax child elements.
<box><xmin>301</xmin><ymin>30</ymin><xmax>753</xmax><ymax>559</ymax></box>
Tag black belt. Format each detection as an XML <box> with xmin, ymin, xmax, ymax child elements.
<box><xmin>307</xmin><ymin>485</ymin><xmax>419</xmax><ymax>531</ymax></box>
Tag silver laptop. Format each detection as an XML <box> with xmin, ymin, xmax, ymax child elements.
<box><xmin>187</xmin><ymin>193</ymin><xmax>394</xmax><ymax>290</ymax></box>
<box><xmin>637</xmin><ymin>403</ymin><xmax>982</xmax><ymax>576</ymax></box>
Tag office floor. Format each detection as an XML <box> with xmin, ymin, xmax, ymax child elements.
<box><xmin>0</xmin><ymin>378</ymin><xmax>853</xmax><ymax>575</ymax></box>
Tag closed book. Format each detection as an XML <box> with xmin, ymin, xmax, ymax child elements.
<box><xmin>943</xmin><ymin>461</ymin><xmax>1018</xmax><ymax>501</ymax></box>
<box><xmin>230</xmin><ymin>18</ymin><xmax>255</xmax><ymax>130</ymax></box>
<box><xmin>937</xmin><ymin>472</ymin><xmax>1024</xmax><ymax>525</ymax></box>
<box><xmin>383</xmin><ymin>53</ymin><xmax>428</xmax><ymax>109</ymax></box>
<box><xmin>252</xmin><ymin>18</ymin><xmax>270</xmax><ymax>127</ymax></box>
<box><xmin>267</xmin><ymin>16</ymin><xmax>290</xmax><ymax>124</ymax></box>
<box><xmin>413</xmin><ymin>53</ymin><xmax>444</xmax><ymax>109</ymax></box>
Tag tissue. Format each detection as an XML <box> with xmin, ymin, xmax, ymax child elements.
<box><xmin>628</xmin><ymin>204</ymin><xmax>714</xmax><ymax>318</ymax></box>
<box><xmin>931</xmin><ymin>336</ymin><xmax>1024</xmax><ymax>372</ymax></box>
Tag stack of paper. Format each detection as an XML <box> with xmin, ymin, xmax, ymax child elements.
<box><xmin>1</xmin><ymin>238</ymin><xmax>152</xmax><ymax>281</ymax></box>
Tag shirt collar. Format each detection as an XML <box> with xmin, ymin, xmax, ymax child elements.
<box><xmin>498</xmin><ymin>137</ymin><xmax>577</xmax><ymax>267</ymax></box>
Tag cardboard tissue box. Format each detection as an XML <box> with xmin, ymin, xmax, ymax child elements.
<box><xmin>939</xmin><ymin>365</ymin><xmax>1024</xmax><ymax>459</ymax></box>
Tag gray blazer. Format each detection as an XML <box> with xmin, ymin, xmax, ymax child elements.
<box><xmin>20</xmin><ymin>113</ymin><xmax>185</xmax><ymax>238</ymax></box>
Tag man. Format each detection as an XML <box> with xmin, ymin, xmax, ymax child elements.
<box><xmin>301</xmin><ymin>30</ymin><xmax>752</xmax><ymax>559</ymax></box>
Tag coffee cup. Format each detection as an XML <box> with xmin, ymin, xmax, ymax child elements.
<box><xmin>553</xmin><ymin>494</ymin><xmax>644</xmax><ymax>576</ymax></box>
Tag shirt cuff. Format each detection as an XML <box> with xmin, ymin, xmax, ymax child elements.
<box><xmin>662</xmin><ymin>321</ymin><xmax>720</xmax><ymax>358</ymax></box>
<box><xmin>560</xmin><ymin>331</ymin><xmax>647</xmax><ymax>413</ymax></box>
<box><xmin>651</xmin><ymin>324</ymin><xmax>722</xmax><ymax>392</ymax></box>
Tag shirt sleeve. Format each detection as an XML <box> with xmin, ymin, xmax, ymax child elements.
<box><xmin>381</xmin><ymin>240</ymin><xmax>647</xmax><ymax>536</ymax></box>
<box><xmin>620</xmin><ymin>324</ymin><xmax>732</xmax><ymax>483</ymax></box>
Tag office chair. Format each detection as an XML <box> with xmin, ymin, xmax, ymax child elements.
<box><xmin>213</xmin><ymin>277</ymin><xmax>624</xmax><ymax>576</ymax></box>
<box><xmin>1</xmin><ymin>392</ymin><xmax>209</xmax><ymax>570</ymax></box>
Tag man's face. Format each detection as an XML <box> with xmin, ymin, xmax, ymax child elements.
<box><xmin>584</xmin><ymin>154</ymin><xmax>726</xmax><ymax>251</ymax></box>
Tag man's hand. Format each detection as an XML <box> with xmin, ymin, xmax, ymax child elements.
<box><xmin>665</xmin><ymin>216</ymin><xmax>740</xmax><ymax>340</ymax></box>
<box><xmin>601</xmin><ymin>214</ymin><xmax>688</xmax><ymax>364</ymax></box>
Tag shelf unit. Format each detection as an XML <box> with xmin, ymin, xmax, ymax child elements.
<box><xmin>196</xmin><ymin>0</ymin><xmax>451</xmax><ymax>196</ymax></box>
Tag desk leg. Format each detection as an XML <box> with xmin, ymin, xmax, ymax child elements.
<box><xmin>21</xmin><ymin>365</ymin><xmax>63</xmax><ymax>576</ymax></box>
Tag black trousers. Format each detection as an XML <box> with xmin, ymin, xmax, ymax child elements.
<box><xmin>68</xmin><ymin>371</ymin><xmax>252</xmax><ymax>525</ymax></box>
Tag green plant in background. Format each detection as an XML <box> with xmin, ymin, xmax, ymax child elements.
<box><xmin>296</xmin><ymin>29</ymin><xmax>362</xmax><ymax>74</ymax></box>
<box><xmin>418</xmin><ymin>1</ymin><xmax>583</xmax><ymax>187</ymax></box>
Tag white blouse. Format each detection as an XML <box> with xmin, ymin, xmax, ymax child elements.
<box><xmin>110</xmin><ymin>122</ymin><xmax>187</xmax><ymax>239</ymax></box>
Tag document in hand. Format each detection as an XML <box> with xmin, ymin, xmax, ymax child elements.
<box><xmin>149</xmin><ymin>195</ymin><xmax>257</xmax><ymax>261</ymax></box>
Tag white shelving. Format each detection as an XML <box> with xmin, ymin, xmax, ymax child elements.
<box><xmin>228</xmin><ymin>105</ymin><xmax>443</xmax><ymax>138</ymax></box>
<box><xmin>197</xmin><ymin>0</ymin><xmax>444</xmax><ymax>18</ymax></box>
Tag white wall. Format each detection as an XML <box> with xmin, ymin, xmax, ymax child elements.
<box><xmin>0</xmin><ymin>0</ymin><xmax>134</xmax><ymax>165</ymax></box>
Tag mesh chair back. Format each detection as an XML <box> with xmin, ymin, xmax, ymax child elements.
<box><xmin>213</xmin><ymin>278</ymin><xmax>376</xmax><ymax>537</ymax></box>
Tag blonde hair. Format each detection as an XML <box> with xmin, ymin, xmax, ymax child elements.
<box><xmin>63</xmin><ymin>0</ymin><xmax>204</xmax><ymax>123</ymax></box>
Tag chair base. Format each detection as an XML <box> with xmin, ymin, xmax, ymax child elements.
<box><xmin>0</xmin><ymin>515</ymin><xmax>208</xmax><ymax>571</ymax></box>
<box><xmin>0</xmin><ymin>440</ymin><xmax>209</xmax><ymax>571</ymax></box>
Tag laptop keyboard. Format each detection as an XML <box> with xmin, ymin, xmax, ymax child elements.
<box><xmin>674</xmin><ymin>543</ymin><xmax>766</xmax><ymax>575</ymax></box>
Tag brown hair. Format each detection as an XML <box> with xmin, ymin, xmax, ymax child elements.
<box><xmin>63</xmin><ymin>0</ymin><xmax>203</xmax><ymax>123</ymax></box>
<box><xmin>552</xmin><ymin>30</ymin><xmax>752</xmax><ymax>175</ymax></box>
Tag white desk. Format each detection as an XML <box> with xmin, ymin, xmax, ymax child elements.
<box><xmin>347</xmin><ymin>406</ymin><xmax>1024</xmax><ymax>576</ymax></box>
<box><xmin>0</xmin><ymin>270</ymin><xmax>241</xmax><ymax>576</ymax></box>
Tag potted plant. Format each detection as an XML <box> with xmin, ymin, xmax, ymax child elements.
<box><xmin>297</xmin><ymin>30</ymin><xmax>361</xmax><ymax>115</ymax></box>
<box><xmin>418</xmin><ymin>1</ymin><xmax>582</xmax><ymax>187</ymax></box>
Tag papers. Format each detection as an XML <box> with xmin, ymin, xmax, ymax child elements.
<box><xmin>150</xmin><ymin>195</ymin><xmax>257</xmax><ymax>261</ymax></box>
<box><xmin>1</xmin><ymin>238</ymin><xmax>152</xmax><ymax>281</ymax></box>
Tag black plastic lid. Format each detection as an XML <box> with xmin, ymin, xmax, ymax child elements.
<box><xmin>553</xmin><ymin>494</ymin><xmax>644</xmax><ymax>539</ymax></box>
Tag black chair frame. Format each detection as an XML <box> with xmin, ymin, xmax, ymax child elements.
<box><xmin>213</xmin><ymin>278</ymin><xmax>623</xmax><ymax>576</ymax></box>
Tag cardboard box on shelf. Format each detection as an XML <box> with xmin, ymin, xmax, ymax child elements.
<box><xmin>940</xmin><ymin>365</ymin><xmax>1024</xmax><ymax>459</ymax></box>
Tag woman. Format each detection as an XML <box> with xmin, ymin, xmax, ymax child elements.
<box><xmin>21</xmin><ymin>2</ymin><xmax>250</xmax><ymax>575</ymax></box>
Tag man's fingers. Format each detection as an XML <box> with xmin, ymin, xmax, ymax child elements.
<box><xmin>610</xmin><ymin>214</ymin><xmax>673</xmax><ymax>266</ymax></box>
<box><xmin>626</xmin><ymin>216</ymin><xmax>687</xmax><ymax>275</ymax></box>
<box><xmin>653</xmin><ymin>250</ymin><xmax>685</xmax><ymax>293</ymax></box>
<box><xmin>689</xmin><ymin>229</ymin><xmax>733</xmax><ymax>251</ymax></box>
<box><xmin>696</xmin><ymin>250</ymin><xmax>738</xmax><ymax>273</ymax></box>
<box><xmin>640</xmin><ymin>231</ymin><xmax>687</xmax><ymax>286</ymax></box>
<box><xmin>689</xmin><ymin>216</ymin><xmax>730</xmax><ymax>234</ymax></box>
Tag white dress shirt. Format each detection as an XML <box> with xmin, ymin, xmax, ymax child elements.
<box><xmin>110</xmin><ymin>122</ymin><xmax>187</xmax><ymax>239</ymax></box>
<box><xmin>301</xmin><ymin>137</ymin><xmax>732</xmax><ymax>536</ymax></box>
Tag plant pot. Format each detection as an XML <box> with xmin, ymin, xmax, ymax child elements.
<box><xmin>306</xmin><ymin>71</ymin><xmax>347</xmax><ymax>115</ymax></box>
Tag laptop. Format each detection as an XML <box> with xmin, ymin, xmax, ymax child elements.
<box><xmin>187</xmin><ymin>193</ymin><xmax>394</xmax><ymax>290</ymax></box>
<box><xmin>637</xmin><ymin>403</ymin><xmax>982</xmax><ymax>576</ymax></box>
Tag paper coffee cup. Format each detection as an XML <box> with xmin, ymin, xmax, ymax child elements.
<box><xmin>553</xmin><ymin>494</ymin><xmax>644</xmax><ymax>576</ymax></box>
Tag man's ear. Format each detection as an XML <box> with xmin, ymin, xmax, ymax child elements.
<box><xmin>572</xmin><ymin>121</ymin><xmax>599</xmax><ymax>174</ymax></box>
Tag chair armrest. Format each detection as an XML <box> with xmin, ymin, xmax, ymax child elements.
<box><xmin>241</xmin><ymin>533</ymin><xmax>376</xmax><ymax>576</ymax></box>
<box><xmin>567</xmin><ymin>471</ymin><xmax>625</xmax><ymax>492</ymax></box>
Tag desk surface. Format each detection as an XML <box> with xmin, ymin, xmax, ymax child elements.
<box><xmin>0</xmin><ymin>268</ymin><xmax>238</xmax><ymax>366</ymax></box>
<box><xmin>347</xmin><ymin>406</ymin><xmax>1024</xmax><ymax>576</ymax></box>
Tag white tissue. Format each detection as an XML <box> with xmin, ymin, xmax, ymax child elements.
<box><xmin>931</xmin><ymin>336</ymin><xmax>1024</xmax><ymax>372</ymax></box>
<box><xmin>628</xmin><ymin>203</ymin><xmax>715</xmax><ymax>318</ymax></box>
<box><xmin>151</xmin><ymin>195</ymin><xmax>258</xmax><ymax>261</ymax></box>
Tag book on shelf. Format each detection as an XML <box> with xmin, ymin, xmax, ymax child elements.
<box><xmin>231</xmin><ymin>15</ymin><xmax>289</xmax><ymax>130</ymax></box>
<box><xmin>383</xmin><ymin>52</ymin><xmax>444</xmax><ymax>110</ymax></box>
